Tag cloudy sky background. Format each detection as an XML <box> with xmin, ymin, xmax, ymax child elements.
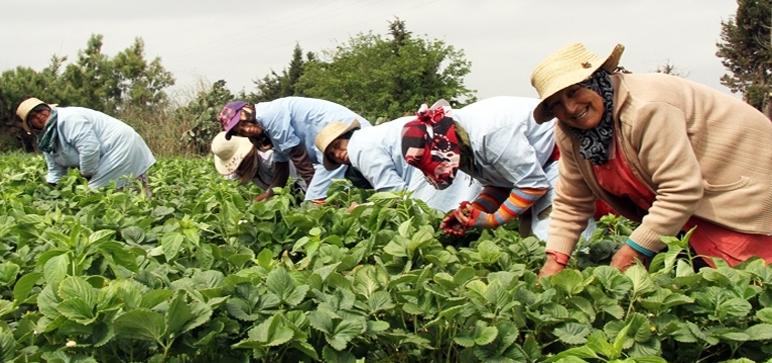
<box><xmin>1</xmin><ymin>0</ymin><xmax>739</xmax><ymax>103</ymax></box>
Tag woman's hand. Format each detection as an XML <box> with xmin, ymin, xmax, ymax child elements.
<box><xmin>440</xmin><ymin>212</ymin><xmax>467</xmax><ymax>236</ymax></box>
<box><xmin>254</xmin><ymin>190</ymin><xmax>273</xmax><ymax>202</ymax></box>
<box><xmin>538</xmin><ymin>252</ymin><xmax>567</xmax><ymax>277</ymax></box>
<box><xmin>610</xmin><ymin>244</ymin><xmax>648</xmax><ymax>271</ymax></box>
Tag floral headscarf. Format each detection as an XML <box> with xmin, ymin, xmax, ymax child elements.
<box><xmin>401</xmin><ymin>105</ymin><xmax>461</xmax><ymax>190</ymax></box>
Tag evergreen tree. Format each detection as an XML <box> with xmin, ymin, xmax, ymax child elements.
<box><xmin>716</xmin><ymin>0</ymin><xmax>771</xmax><ymax>117</ymax></box>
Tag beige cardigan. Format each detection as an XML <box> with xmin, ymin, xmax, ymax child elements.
<box><xmin>547</xmin><ymin>73</ymin><xmax>772</xmax><ymax>256</ymax></box>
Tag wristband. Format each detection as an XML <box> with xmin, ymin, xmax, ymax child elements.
<box><xmin>546</xmin><ymin>250</ymin><xmax>570</xmax><ymax>266</ymax></box>
<box><xmin>625</xmin><ymin>238</ymin><xmax>656</xmax><ymax>258</ymax></box>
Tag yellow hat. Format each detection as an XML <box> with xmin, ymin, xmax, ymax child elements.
<box><xmin>314</xmin><ymin>119</ymin><xmax>360</xmax><ymax>170</ymax></box>
<box><xmin>16</xmin><ymin>97</ymin><xmax>48</xmax><ymax>131</ymax></box>
<box><xmin>211</xmin><ymin>131</ymin><xmax>254</xmax><ymax>175</ymax></box>
<box><xmin>530</xmin><ymin>43</ymin><xmax>625</xmax><ymax>123</ymax></box>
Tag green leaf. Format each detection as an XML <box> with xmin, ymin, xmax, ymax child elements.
<box><xmin>474</xmin><ymin>325</ymin><xmax>498</xmax><ymax>345</ymax></box>
<box><xmin>586</xmin><ymin>331</ymin><xmax>613</xmax><ymax>358</ymax></box>
<box><xmin>625</xmin><ymin>265</ymin><xmax>656</xmax><ymax>297</ymax></box>
<box><xmin>0</xmin><ymin>263</ymin><xmax>20</xmax><ymax>286</ymax></box>
<box><xmin>0</xmin><ymin>326</ymin><xmax>15</xmax><ymax>362</ymax></box>
<box><xmin>327</xmin><ymin>317</ymin><xmax>366</xmax><ymax>351</ymax></box>
<box><xmin>756</xmin><ymin>307</ymin><xmax>772</xmax><ymax>323</ymax></box>
<box><xmin>322</xmin><ymin>345</ymin><xmax>356</xmax><ymax>363</ymax></box>
<box><xmin>57</xmin><ymin>297</ymin><xmax>98</xmax><ymax>325</ymax></box>
<box><xmin>256</xmin><ymin>249</ymin><xmax>274</xmax><ymax>269</ymax></box>
<box><xmin>248</xmin><ymin>315</ymin><xmax>294</xmax><ymax>346</ymax></box>
<box><xmin>166</xmin><ymin>291</ymin><xmax>212</xmax><ymax>336</ymax></box>
<box><xmin>160</xmin><ymin>232</ymin><xmax>184</xmax><ymax>260</ymax></box>
<box><xmin>551</xmin><ymin>269</ymin><xmax>584</xmax><ymax>295</ymax></box>
<box><xmin>554</xmin><ymin>322</ymin><xmax>592</xmax><ymax>345</ymax></box>
<box><xmin>43</xmin><ymin>253</ymin><xmax>70</xmax><ymax>285</ymax></box>
<box><xmin>366</xmin><ymin>291</ymin><xmax>394</xmax><ymax>314</ymax></box>
<box><xmin>308</xmin><ymin>310</ymin><xmax>334</xmax><ymax>334</ymax></box>
<box><xmin>743</xmin><ymin>323</ymin><xmax>772</xmax><ymax>341</ymax></box>
<box><xmin>58</xmin><ymin>276</ymin><xmax>98</xmax><ymax>307</ymax></box>
<box><xmin>13</xmin><ymin>272</ymin><xmax>42</xmax><ymax>303</ymax></box>
<box><xmin>114</xmin><ymin>309</ymin><xmax>165</xmax><ymax>342</ymax></box>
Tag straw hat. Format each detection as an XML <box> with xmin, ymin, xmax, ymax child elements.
<box><xmin>16</xmin><ymin>97</ymin><xmax>54</xmax><ymax>132</ymax></box>
<box><xmin>211</xmin><ymin>131</ymin><xmax>254</xmax><ymax>175</ymax></box>
<box><xmin>530</xmin><ymin>43</ymin><xmax>625</xmax><ymax>123</ymax></box>
<box><xmin>314</xmin><ymin>119</ymin><xmax>361</xmax><ymax>170</ymax></box>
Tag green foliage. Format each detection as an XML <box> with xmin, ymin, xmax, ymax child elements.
<box><xmin>0</xmin><ymin>153</ymin><xmax>769</xmax><ymax>362</ymax></box>
<box><xmin>716</xmin><ymin>0</ymin><xmax>772</xmax><ymax>116</ymax></box>
<box><xmin>176</xmin><ymin>80</ymin><xmax>235</xmax><ymax>154</ymax></box>
<box><xmin>295</xmin><ymin>18</ymin><xmax>475</xmax><ymax>122</ymax></box>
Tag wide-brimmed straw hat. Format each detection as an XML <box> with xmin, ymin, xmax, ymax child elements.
<box><xmin>16</xmin><ymin>97</ymin><xmax>55</xmax><ymax>132</ymax></box>
<box><xmin>530</xmin><ymin>43</ymin><xmax>625</xmax><ymax>123</ymax></box>
<box><xmin>315</xmin><ymin>119</ymin><xmax>361</xmax><ymax>170</ymax></box>
<box><xmin>211</xmin><ymin>131</ymin><xmax>254</xmax><ymax>175</ymax></box>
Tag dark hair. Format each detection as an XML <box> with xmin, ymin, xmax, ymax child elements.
<box><xmin>234</xmin><ymin>148</ymin><xmax>260</xmax><ymax>184</ymax></box>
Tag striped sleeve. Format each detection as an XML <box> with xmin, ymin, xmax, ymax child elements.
<box><xmin>474</xmin><ymin>187</ymin><xmax>547</xmax><ymax>227</ymax></box>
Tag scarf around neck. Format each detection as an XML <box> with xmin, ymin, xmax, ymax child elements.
<box><xmin>37</xmin><ymin>109</ymin><xmax>59</xmax><ymax>153</ymax></box>
<box><xmin>568</xmin><ymin>69</ymin><xmax>615</xmax><ymax>165</ymax></box>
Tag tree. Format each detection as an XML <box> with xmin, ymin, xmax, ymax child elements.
<box><xmin>716</xmin><ymin>0</ymin><xmax>771</xmax><ymax>118</ymax></box>
<box><xmin>252</xmin><ymin>43</ymin><xmax>312</xmax><ymax>102</ymax></box>
<box><xmin>112</xmin><ymin>38</ymin><xmax>175</xmax><ymax>110</ymax></box>
<box><xmin>178</xmin><ymin>80</ymin><xmax>235</xmax><ymax>154</ymax></box>
<box><xmin>295</xmin><ymin>18</ymin><xmax>475</xmax><ymax>122</ymax></box>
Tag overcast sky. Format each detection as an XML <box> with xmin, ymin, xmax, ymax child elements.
<box><xmin>1</xmin><ymin>0</ymin><xmax>739</xmax><ymax>104</ymax></box>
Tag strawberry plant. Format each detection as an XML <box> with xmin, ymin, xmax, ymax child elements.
<box><xmin>0</xmin><ymin>153</ymin><xmax>769</xmax><ymax>362</ymax></box>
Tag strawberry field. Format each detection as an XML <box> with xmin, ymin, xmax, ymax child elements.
<box><xmin>0</xmin><ymin>154</ymin><xmax>770</xmax><ymax>363</ymax></box>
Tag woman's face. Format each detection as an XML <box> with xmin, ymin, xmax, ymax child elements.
<box><xmin>325</xmin><ymin>138</ymin><xmax>350</xmax><ymax>165</ymax></box>
<box><xmin>231</xmin><ymin>119</ymin><xmax>263</xmax><ymax>138</ymax></box>
<box><xmin>27</xmin><ymin>109</ymin><xmax>51</xmax><ymax>130</ymax></box>
<box><xmin>543</xmin><ymin>84</ymin><xmax>605</xmax><ymax>129</ymax></box>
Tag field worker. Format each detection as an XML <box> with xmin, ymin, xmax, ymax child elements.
<box><xmin>218</xmin><ymin>97</ymin><xmax>371</xmax><ymax>202</ymax></box>
<box><xmin>210</xmin><ymin>132</ymin><xmax>305</xmax><ymax>195</ymax></box>
<box><xmin>315</xmin><ymin>116</ymin><xmax>482</xmax><ymax>212</ymax></box>
<box><xmin>531</xmin><ymin>43</ymin><xmax>772</xmax><ymax>277</ymax></box>
<box><xmin>401</xmin><ymin>97</ymin><xmax>595</xmax><ymax>240</ymax></box>
<box><xmin>15</xmin><ymin>97</ymin><xmax>155</xmax><ymax>194</ymax></box>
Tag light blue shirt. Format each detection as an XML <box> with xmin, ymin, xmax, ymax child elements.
<box><xmin>450</xmin><ymin>96</ymin><xmax>556</xmax><ymax>189</ymax></box>
<box><xmin>43</xmin><ymin>107</ymin><xmax>155</xmax><ymax>189</ymax></box>
<box><xmin>347</xmin><ymin>116</ymin><xmax>482</xmax><ymax>211</ymax></box>
<box><xmin>253</xmin><ymin>97</ymin><xmax>371</xmax><ymax>200</ymax></box>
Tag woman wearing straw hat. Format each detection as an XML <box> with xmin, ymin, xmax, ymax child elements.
<box><xmin>315</xmin><ymin>115</ymin><xmax>482</xmax><ymax>212</ymax></box>
<box><xmin>401</xmin><ymin>97</ymin><xmax>595</xmax><ymax>240</ymax></box>
<box><xmin>15</xmin><ymin>97</ymin><xmax>155</xmax><ymax>193</ymax></box>
<box><xmin>210</xmin><ymin>131</ymin><xmax>304</xmax><ymax>195</ymax></box>
<box><xmin>530</xmin><ymin>43</ymin><xmax>772</xmax><ymax>276</ymax></box>
<box><xmin>218</xmin><ymin>97</ymin><xmax>370</xmax><ymax>203</ymax></box>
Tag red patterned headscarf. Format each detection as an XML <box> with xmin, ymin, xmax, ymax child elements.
<box><xmin>401</xmin><ymin>105</ymin><xmax>461</xmax><ymax>190</ymax></box>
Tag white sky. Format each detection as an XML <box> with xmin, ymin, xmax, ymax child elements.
<box><xmin>1</xmin><ymin>0</ymin><xmax>739</xmax><ymax>103</ymax></box>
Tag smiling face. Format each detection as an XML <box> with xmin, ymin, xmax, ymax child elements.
<box><xmin>543</xmin><ymin>84</ymin><xmax>605</xmax><ymax>129</ymax></box>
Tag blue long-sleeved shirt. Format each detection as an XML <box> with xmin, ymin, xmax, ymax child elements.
<box><xmin>43</xmin><ymin>107</ymin><xmax>155</xmax><ymax>189</ymax></box>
